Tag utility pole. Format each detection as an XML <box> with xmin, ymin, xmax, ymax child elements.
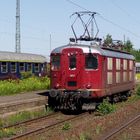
<box><xmin>15</xmin><ymin>0</ymin><xmax>21</xmax><ymax>53</ymax></box>
<box><xmin>50</xmin><ymin>34</ymin><xmax>52</xmax><ymax>55</ymax></box>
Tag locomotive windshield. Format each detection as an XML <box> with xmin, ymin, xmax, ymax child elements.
<box><xmin>69</xmin><ymin>55</ymin><xmax>76</xmax><ymax>70</ymax></box>
<box><xmin>85</xmin><ymin>54</ymin><xmax>98</xmax><ymax>69</ymax></box>
<box><xmin>51</xmin><ymin>55</ymin><xmax>60</xmax><ymax>70</ymax></box>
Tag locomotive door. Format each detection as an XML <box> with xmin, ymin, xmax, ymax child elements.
<box><xmin>61</xmin><ymin>48</ymin><xmax>83</xmax><ymax>90</ymax></box>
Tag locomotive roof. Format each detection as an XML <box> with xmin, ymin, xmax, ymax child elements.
<box><xmin>0</xmin><ymin>51</ymin><xmax>47</xmax><ymax>63</ymax></box>
<box><xmin>52</xmin><ymin>44</ymin><xmax>135</xmax><ymax>60</ymax></box>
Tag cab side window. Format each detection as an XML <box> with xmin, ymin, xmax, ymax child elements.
<box><xmin>51</xmin><ymin>55</ymin><xmax>60</xmax><ymax>70</ymax></box>
<box><xmin>85</xmin><ymin>54</ymin><xmax>98</xmax><ymax>69</ymax></box>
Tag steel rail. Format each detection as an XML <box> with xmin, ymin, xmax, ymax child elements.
<box><xmin>0</xmin><ymin>112</ymin><xmax>60</xmax><ymax>130</ymax></box>
<box><xmin>8</xmin><ymin>112</ymin><xmax>88</xmax><ymax>140</ymax></box>
<box><xmin>104</xmin><ymin>114</ymin><xmax>140</xmax><ymax>140</ymax></box>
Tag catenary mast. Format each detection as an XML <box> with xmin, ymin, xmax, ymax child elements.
<box><xmin>15</xmin><ymin>0</ymin><xmax>21</xmax><ymax>53</ymax></box>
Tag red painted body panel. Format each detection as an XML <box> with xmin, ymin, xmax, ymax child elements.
<box><xmin>50</xmin><ymin>45</ymin><xmax>135</xmax><ymax>98</ymax></box>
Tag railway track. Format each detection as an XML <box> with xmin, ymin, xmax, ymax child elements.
<box><xmin>104</xmin><ymin>114</ymin><xmax>140</xmax><ymax>140</ymax></box>
<box><xmin>2</xmin><ymin>111</ymin><xmax>88</xmax><ymax>140</ymax></box>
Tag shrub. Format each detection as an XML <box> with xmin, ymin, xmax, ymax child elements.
<box><xmin>97</xmin><ymin>99</ymin><xmax>116</xmax><ymax>115</ymax></box>
<box><xmin>20</xmin><ymin>71</ymin><xmax>33</xmax><ymax>79</ymax></box>
<box><xmin>136</xmin><ymin>85</ymin><xmax>140</xmax><ymax>96</ymax></box>
<box><xmin>0</xmin><ymin>76</ymin><xmax>50</xmax><ymax>96</ymax></box>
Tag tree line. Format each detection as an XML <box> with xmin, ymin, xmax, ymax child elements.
<box><xmin>103</xmin><ymin>34</ymin><xmax>140</xmax><ymax>62</ymax></box>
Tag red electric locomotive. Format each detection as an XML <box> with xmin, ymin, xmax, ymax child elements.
<box><xmin>48</xmin><ymin>12</ymin><xmax>135</xmax><ymax>110</ymax></box>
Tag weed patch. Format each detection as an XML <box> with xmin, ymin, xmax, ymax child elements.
<box><xmin>136</xmin><ymin>85</ymin><xmax>140</xmax><ymax>96</ymax></box>
<box><xmin>62</xmin><ymin>122</ymin><xmax>71</xmax><ymax>130</ymax></box>
<box><xmin>97</xmin><ymin>99</ymin><xmax>116</xmax><ymax>115</ymax></box>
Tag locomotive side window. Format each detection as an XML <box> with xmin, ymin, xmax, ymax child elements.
<box><xmin>107</xmin><ymin>72</ymin><xmax>113</xmax><ymax>84</ymax></box>
<box><xmin>107</xmin><ymin>58</ymin><xmax>113</xmax><ymax>70</ymax></box>
<box><xmin>123</xmin><ymin>59</ymin><xmax>127</xmax><ymax>70</ymax></box>
<box><xmin>85</xmin><ymin>54</ymin><xmax>98</xmax><ymax>69</ymax></box>
<box><xmin>123</xmin><ymin>72</ymin><xmax>127</xmax><ymax>82</ymax></box>
<box><xmin>1</xmin><ymin>62</ymin><xmax>8</xmax><ymax>73</ymax></box>
<box><xmin>69</xmin><ymin>55</ymin><xmax>76</xmax><ymax>70</ymax></box>
<box><xmin>51</xmin><ymin>55</ymin><xmax>60</xmax><ymax>70</ymax></box>
<box><xmin>129</xmin><ymin>72</ymin><xmax>132</xmax><ymax>81</ymax></box>
<box><xmin>116</xmin><ymin>59</ymin><xmax>121</xmax><ymax>70</ymax></box>
<box><xmin>129</xmin><ymin>60</ymin><xmax>133</xmax><ymax>70</ymax></box>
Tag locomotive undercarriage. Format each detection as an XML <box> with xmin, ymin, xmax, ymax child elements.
<box><xmin>48</xmin><ymin>90</ymin><xmax>98</xmax><ymax>111</ymax></box>
<box><xmin>48</xmin><ymin>89</ymin><xmax>133</xmax><ymax>111</ymax></box>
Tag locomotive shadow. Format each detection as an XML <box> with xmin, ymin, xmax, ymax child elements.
<box><xmin>61</xmin><ymin>110</ymin><xmax>86</xmax><ymax>115</ymax></box>
<box><xmin>37</xmin><ymin>91</ymin><xmax>49</xmax><ymax>96</ymax></box>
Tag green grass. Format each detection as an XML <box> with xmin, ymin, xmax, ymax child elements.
<box><xmin>79</xmin><ymin>133</ymin><xmax>92</xmax><ymax>140</ymax></box>
<box><xmin>0</xmin><ymin>76</ymin><xmax>50</xmax><ymax>96</ymax></box>
<box><xmin>136</xmin><ymin>85</ymin><xmax>140</xmax><ymax>96</ymax></box>
<box><xmin>0</xmin><ymin>107</ymin><xmax>53</xmax><ymax>127</ymax></box>
<box><xmin>118</xmin><ymin>133</ymin><xmax>132</xmax><ymax>140</ymax></box>
<box><xmin>0</xmin><ymin>128</ymin><xmax>17</xmax><ymax>138</ymax></box>
<box><xmin>136</xmin><ymin>73</ymin><xmax>140</xmax><ymax>80</ymax></box>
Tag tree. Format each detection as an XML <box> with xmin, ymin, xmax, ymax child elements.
<box><xmin>123</xmin><ymin>39</ymin><xmax>133</xmax><ymax>52</ymax></box>
<box><xmin>104</xmin><ymin>34</ymin><xmax>113</xmax><ymax>46</ymax></box>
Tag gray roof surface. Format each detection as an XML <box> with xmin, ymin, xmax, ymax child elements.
<box><xmin>51</xmin><ymin>44</ymin><xmax>135</xmax><ymax>60</ymax></box>
<box><xmin>0</xmin><ymin>51</ymin><xmax>47</xmax><ymax>63</ymax></box>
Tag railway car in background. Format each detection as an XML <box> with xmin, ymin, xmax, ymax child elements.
<box><xmin>0</xmin><ymin>51</ymin><xmax>47</xmax><ymax>80</ymax></box>
<box><xmin>136</xmin><ymin>62</ymin><xmax>140</xmax><ymax>73</ymax></box>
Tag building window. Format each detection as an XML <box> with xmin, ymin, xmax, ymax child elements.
<box><xmin>11</xmin><ymin>62</ymin><xmax>16</xmax><ymax>73</ymax></box>
<box><xmin>51</xmin><ymin>55</ymin><xmax>60</xmax><ymax>71</ymax></box>
<box><xmin>85</xmin><ymin>54</ymin><xmax>98</xmax><ymax>69</ymax></box>
<box><xmin>123</xmin><ymin>59</ymin><xmax>127</xmax><ymax>70</ymax></box>
<box><xmin>107</xmin><ymin>72</ymin><xmax>113</xmax><ymax>84</ymax></box>
<box><xmin>1</xmin><ymin>62</ymin><xmax>8</xmax><ymax>73</ymax></box>
<box><xmin>34</xmin><ymin>63</ymin><xmax>39</xmax><ymax>72</ymax></box>
<box><xmin>116</xmin><ymin>72</ymin><xmax>120</xmax><ymax>83</ymax></box>
<box><xmin>107</xmin><ymin>58</ymin><xmax>113</xmax><ymax>70</ymax></box>
<box><xmin>116</xmin><ymin>59</ymin><xmax>121</xmax><ymax>70</ymax></box>
<box><xmin>27</xmin><ymin>63</ymin><xmax>32</xmax><ymax>71</ymax></box>
<box><xmin>19</xmin><ymin>63</ymin><xmax>25</xmax><ymax>72</ymax></box>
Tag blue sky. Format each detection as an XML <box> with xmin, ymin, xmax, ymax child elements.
<box><xmin>0</xmin><ymin>0</ymin><xmax>140</xmax><ymax>59</ymax></box>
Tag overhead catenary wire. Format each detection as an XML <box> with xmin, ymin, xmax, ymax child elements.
<box><xmin>65</xmin><ymin>0</ymin><xmax>140</xmax><ymax>39</ymax></box>
<box><xmin>109</xmin><ymin>0</ymin><xmax>140</xmax><ymax>25</ymax></box>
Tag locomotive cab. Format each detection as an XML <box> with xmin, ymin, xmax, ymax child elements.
<box><xmin>49</xmin><ymin>44</ymin><xmax>103</xmax><ymax>110</ymax></box>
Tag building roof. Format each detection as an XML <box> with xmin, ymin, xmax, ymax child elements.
<box><xmin>0</xmin><ymin>51</ymin><xmax>47</xmax><ymax>63</ymax></box>
<box><xmin>51</xmin><ymin>44</ymin><xmax>135</xmax><ymax>60</ymax></box>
